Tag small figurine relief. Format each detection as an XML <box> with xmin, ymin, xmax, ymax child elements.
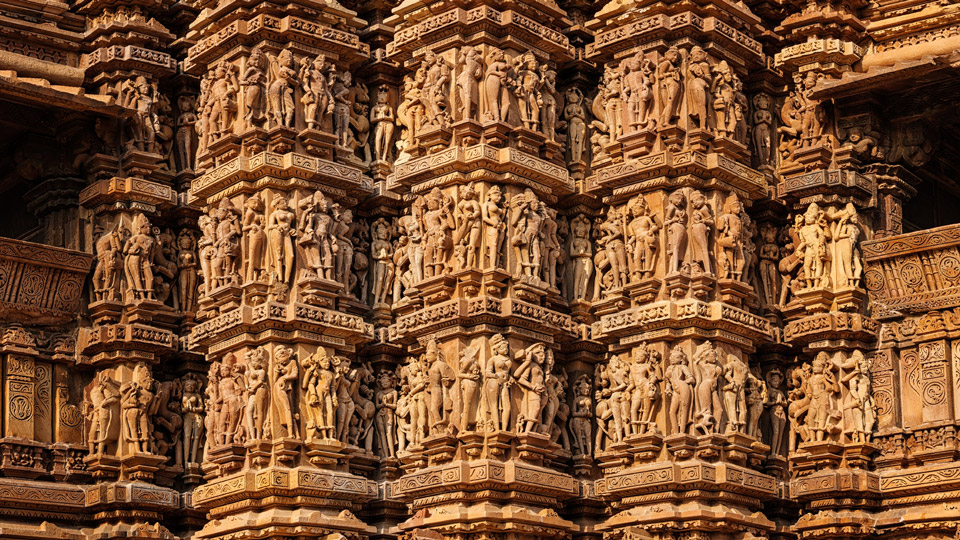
<box><xmin>93</xmin><ymin>221</ymin><xmax>129</xmax><ymax>303</ymax></box>
<box><xmin>840</xmin><ymin>351</ymin><xmax>877</xmax><ymax>443</ymax></box>
<box><xmin>625</xmin><ymin>196</ymin><xmax>660</xmax><ymax>281</ymax></box>
<box><xmin>454</xmin><ymin>183</ymin><xmax>482</xmax><ymax>270</ymax></box>
<box><xmin>370</xmin><ymin>86</ymin><xmax>396</xmax><ymax>162</ymax></box>
<box><xmin>87</xmin><ymin>371</ymin><xmax>121</xmax><ymax>455</ymax></box>
<box><xmin>665</xmin><ymin>346</ymin><xmax>695</xmax><ymax>435</ymax></box>
<box><xmin>456</xmin><ymin>46</ymin><xmax>482</xmax><ymax>123</ymax></box>
<box><xmin>272</xmin><ymin>346</ymin><xmax>299</xmax><ymax>439</ymax></box>
<box><xmin>628</xmin><ymin>344</ymin><xmax>662</xmax><ymax>436</ymax></box>
<box><xmin>123</xmin><ymin>213</ymin><xmax>157</xmax><ymax>302</ymax></box>
<box><xmin>120</xmin><ymin>363</ymin><xmax>155</xmax><ymax>454</ymax></box>
<box><xmin>716</xmin><ymin>193</ymin><xmax>745</xmax><ymax>281</ymax></box>
<box><xmin>570</xmin><ymin>374</ymin><xmax>593</xmax><ymax>456</ymax></box>
<box><xmin>569</xmin><ymin>214</ymin><xmax>594</xmax><ymax>302</ymax></box>
<box><xmin>245</xmin><ymin>348</ymin><xmax>270</xmax><ymax>441</ymax></box>
<box><xmin>267</xmin><ymin>49</ymin><xmax>297</xmax><ymax>129</ymax></box>
<box><xmin>241</xmin><ymin>47</ymin><xmax>268</xmax><ymax>130</ymax></box>
<box><xmin>177</xmin><ymin>374</ymin><xmax>203</xmax><ymax>466</ymax></box>
<box><xmin>482</xmin><ymin>185</ymin><xmax>506</xmax><ymax>270</ymax></box>
<box><xmin>299</xmin><ymin>53</ymin><xmax>334</xmax><ymax>131</ymax></box>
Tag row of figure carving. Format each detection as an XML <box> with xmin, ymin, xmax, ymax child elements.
<box><xmin>787</xmin><ymin>350</ymin><xmax>876</xmax><ymax>450</ymax></box>
<box><xmin>204</xmin><ymin>346</ymin><xmax>379</xmax><ymax>455</ymax></box>
<box><xmin>594</xmin><ymin>342</ymin><xmax>764</xmax><ymax>451</ymax></box>
<box><xmin>776</xmin><ymin>202</ymin><xmax>863</xmax><ymax>305</ymax></box>
<box><xmin>196</xmin><ymin>48</ymin><xmax>373</xmax><ymax>163</ymax></box>
<box><xmin>197</xmin><ymin>192</ymin><xmax>370</xmax><ymax>302</ymax></box>
<box><xmin>107</xmin><ymin>76</ymin><xmax>200</xmax><ymax>172</ymax></box>
<box><xmin>372</xmin><ymin>185</ymin><xmax>563</xmax><ymax>305</ymax></box>
<box><xmin>591</xmin><ymin>47</ymin><xmax>749</xmax><ymax>158</ymax></box>
<box><xmin>565</xmin><ymin>190</ymin><xmax>756</xmax><ymax>302</ymax></box>
<box><xmin>84</xmin><ymin>364</ymin><xmax>204</xmax><ymax>468</ymax></box>
<box><xmin>397</xmin><ymin>48</ymin><xmax>563</xmax><ymax>145</ymax></box>
<box><xmin>92</xmin><ymin>213</ymin><xmax>200</xmax><ymax>313</ymax></box>
<box><xmin>385</xmin><ymin>336</ymin><xmax>570</xmax><ymax>457</ymax></box>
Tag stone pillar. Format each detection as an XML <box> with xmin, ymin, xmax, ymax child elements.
<box><xmin>583</xmin><ymin>1</ymin><xmax>780</xmax><ymax>538</ymax></box>
<box><xmin>182</xmin><ymin>0</ymin><xmax>379</xmax><ymax>538</ymax></box>
<box><xmin>383</xmin><ymin>1</ymin><xmax>581</xmax><ymax>539</ymax></box>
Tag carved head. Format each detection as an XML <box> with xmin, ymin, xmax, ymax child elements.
<box><xmin>690</xmin><ymin>190</ymin><xmax>707</xmax><ymax>209</ymax></box>
<box><xmin>487</xmin><ymin>185</ymin><xmax>502</xmax><ymax>203</ymax></box>
<box><xmin>812</xmin><ymin>352</ymin><xmax>830</xmax><ymax>373</ymax></box>
<box><xmin>766</xmin><ymin>369</ymin><xmax>783</xmax><ymax>388</ymax></box>
<box><xmin>669</xmin><ymin>347</ymin><xmax>687</xmax><ymax>365</ymax></box>
<box><xmin>634</xmin><ymin>344</ymin><xmax>649</xmax><ymax>364</ymax></box>
<box><xmin>664</xmin><ymin>47</ymin><xmax>680</xmax><ymax>64</ymax></box>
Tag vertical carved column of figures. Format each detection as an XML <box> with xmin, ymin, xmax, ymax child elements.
<box><xmin>384</xmin><ymin>2</ymin><xmax>583</xmax><ymax>539</ymax></box>
<box><xmin>584</xmin><ymin>1</ymin><xmax>779</xmax><ymax>539</ymax></box>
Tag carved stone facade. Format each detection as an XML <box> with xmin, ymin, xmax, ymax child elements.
<box><xmin>0</xmin><ymin>0</ymin><xmax>959</xmax><ymax>539</ymax></box>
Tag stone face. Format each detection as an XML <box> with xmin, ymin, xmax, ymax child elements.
<box><xmin>0</xmin><ymin>0</ymin><xmax>959</xmax><ymax>539</ymax></box>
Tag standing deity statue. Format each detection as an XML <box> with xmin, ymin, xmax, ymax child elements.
<box><xmin>665</xmin><ymin>190</ymin><xmax>688</xmax><ymax>274</ymax></box>
<box><xmin>424</xmin><ymin>338</ymin><xmax>455</xmax><ymax>435</ymax></box>
<box><xmin>209</xmin><ymin>63</ymin><xmax>240</xmax><ymax>139</ymax></box>
<box><xmin>299</xmin><ymin>54</ymin><xmax>334</xmax><ymax>131</ymax></box>
<box><xmin>539</xmin><ymin>63</ymin><xmax>560</xmax><ymax>142</ymax></box>
<box><xmin>370</xmin><ymin>86</ymin><xmax>395</xmax><ymax>162</ymax></box>
<box><xmin>456</xmin><ymin>46</ymin><xmax>482</xmax><ymax>122</ymax></box>
<box><xmin>272</xmin><ymin>346</ymin><xmax>299</xmax><ymax>439</ymax></box>
<box><xmin>87</xmin><ymin>371</ymin><xmax>120</xmax><ymax>455</ymax></box>
<box><xmin>687</xmin><ymin>190</ymin><xmax>714</xmax><ymax>275</ymax></box>
<box><xmin>93</xmin><ymin>222</ymin><xmax>128</xmax><ymax>302</ymax></box>
<box><xmin>370</xmin><ymin>218</ymin><xmax>395</xmax><ymax>306</ymax></box>
<box><xmin>628</xmin><ymin>344</ymin><xmax>662</xmax><ymax>436</ymax></box>
<box><xmin>687</xmin><ymin>46</ymin><xmax>711</xmax><ymax>131</ymax></box>
<box><xmin>806</xmin><ymin>353</ymin><xmax>842</xmax><ymax>442</ymax></box>
<box><xmin>481</xmin><ymin>186</ymin><xmax>506</xmax><ymax>269</ymax></box>
<box><xmin>266</xmin><ymin>195</ymin><xmax>296</xmax><ymax>285</ymax></box>
<box><xmin>569</xmin><ymin>214</ymin><xmax>594</xmax><ymax>302</ymax></box>
<box><xmin>664</xmin><ymin>347</ymin><xmax>694</xmax><ymax>435</ymax></box>
<box><xmin>123</xmin><ymin>213</ymin><xmax>157</xmax><ymax>301</ymax></box>
<box><xmin>174</xmin><ymin>94</ymin><xmax>198</xmax><ymax>170</ymax></box>
<box><xmin>570</xmin><ymin>374</ymin><xmax>593</xmax><ymax>456</ymax></box>
<box><xmin>752</xmin><ymin>94</ymin><xmax>773</xmax><ymax>165</ymax></box>
<box><xmin>241</xmin><ymin>47</ymin><xmax>268</xmax><ymax>129</ymax></box>
<box><xmin>598</xmin><ymin>207</ymin><xmax>628</xmax><ymax>290</ymax></box>
<box><xmin>691</xmin><ymin>342</ymin><xmax>723</xmax><ymax>434</ymax></box>
<box><xmin>563</xmin><ymin>88</ymin><xmax>587</xmax><ymax>164</ymax></box>
<box><xmin>717</xmin><ymin>193</ymin><xmax>745</xmax><ymax>280</ymax></box>
<box><xmin>244</xmin><ymin>347</ymin><xmax>269</xmax><ymax>441</ymax></box>
<box><xmin>623</xmin><ymin>53</ymin><xmax>655</xmax><ymax>131</ymax></box>
<box><xmin>711</xmin><ymin>60</ymin><xmax>737</xmax><ymax>137</ymax></box>
<box><xmin>457</xmin><ymin>344</ymin><xmax>482</xmax><ymax>432</ymax></box>
<box><xmin>744</xmin><ymin>371</ymin><xmax>766</xmax><ymax>438</ymax></box>
<box><xmin>241</xmin><ymin>195</ymin><xmax>267</xmax><ymax>283</ymax></box>
<box><xmin>841</xmin><ymin>351</ymin><xmax>876</xmax><ymax>443</ymax></box>
<box><xmin>180</xmin><ymin>373</ymin><xmax>204</xmax><ymax>465</ymax></box>
<box><xmin>514</xmin><ymin>344</ymin><xmax>548</xmax><ymax>434</ymax></box>
<box><xmin>657</xmin><ymin>47</ymin><xmax>683</xmax><ymax>127</ymax></box>
<box><xmin>455</xmin><ymin>183</ymin><xmax>482</xmax><ymax>270</ymax></box>
<box><xmin>176</xmin><ymin>230</ymin><xmax>198</xmax><ymax>313</ymax></box>
<box><xmin>267</xmin><ymin>49</ymin><xmax>297</xmax><ymax>128</ymax></box>
<box><xmin>421</xmin><ymin>188</ymin><xmax>456</xmax><ymax>278</ymax></box>
<box><xmin>721</xmin><ymin>351</ymin><xmax>749</xmax><ymax>433</ymax></box>
<box><xmin>483</xmin><ymin>48</ymin><xmax>511</xmax><ymax>122</ymax></box>
<box><xmin>515</xmin><ymin>53</ymin><xmax>542</xmax><ymax>131</ymax></box>
<box><xmin>764</xmin><ymin>369</ymin><xmax>788</xmax><ymax>455</ymax></box>
<box><xmin>625</xmin><ymin>197</ymin><xmax>659</xmax><ymax>281</ymax></box>
<box><xmin>483</xmin><ymin>333</ymin><xmax>513</xmax><ymax>432</ymax></box>
<box><xmin>374</xmin><ymin>369</ymin><xmax>398</xmax><ymax>458</ymax></box>
<box><xmin>833</xmin><ymin>203</ymin><xmax>863</xmax><ymax>288</ymax></box>
<box><xmin>332</xmin><ymin>71</ymin><xmax>354</xmax><ymax>148</ymax></box>
<box><xmin>797</xmin><ymin>203</ymin><xmax>828</xmax><ymax>289</ymax></box>
<box><xmin>120</xmin><ymin>363</ymin><xmax>155</xmax><ymax>454</ymax></box>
